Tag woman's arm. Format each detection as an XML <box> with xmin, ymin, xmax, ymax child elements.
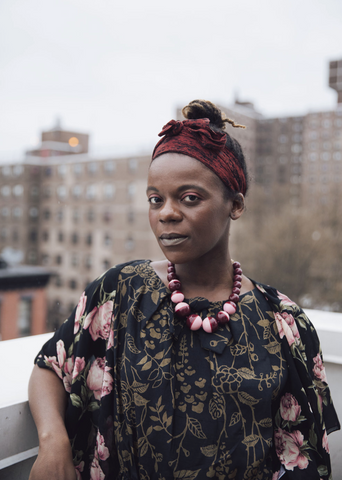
<box><xmin>28</xmin><ymin>365</ymin><xmax>76</xmax><ymax>480</ymax></box>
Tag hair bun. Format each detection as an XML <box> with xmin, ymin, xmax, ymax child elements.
<box><xmin>182</xmin><ymin>99</ymin><xmax>246</xmax><ymax>130</ymax></box>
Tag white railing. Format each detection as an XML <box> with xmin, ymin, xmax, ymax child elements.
<box><xmin>1</xmin><ymin>313</ymin><xmax>342</xmax><ymax>480</ymax></box>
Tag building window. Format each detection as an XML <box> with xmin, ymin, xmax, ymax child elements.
<box><xmin>55</xmin><ymin>276</ymin><xmax>63</xmax><ymax>287</ymax></box>
<box><xmin>29</xmin><ymin>230</ymin><xmax>38</xmax><ymax>242</ymax></box>
<box><xmin>42</xmin><ymin>231</ymin><xmax>49</xmax><ymax>241</ymax></box>
<box><xmin>58</xmin><ymin>231</ymin><xmax>64</xmax><ymax>243</ymax></box>
<box><xmin>56</xmin><ymin>209</ymin><xmax>64</xmax><ymax>222</ymax></box>
<box><xmin>1</xmin><ymin>227</ymin><xmax>8</xmax><ymax>240</ymax></box>
<box><xmin>321</xmin><ymin>152</ymin><xmax>331</xmax><ymax>161</ymax></box>
<box><xmin>71</xmin><ymin>232</ymin><xmax>79</xmax><ymax>244</ymax></box>
<box><xmin>291</xmin><ymin>144</ymin><xmax>302</xmax><ymax>154</ymax></box>
<box><xmin>85</xmin><ymin>255</ymin><xmax>92</xmax><ymax>269</ymax></box>
<box><xmin>13</xmin><ymin>165</ymin><xmax>23</xmax><ymax>176</ymax></box>
<box><xmin>71</xmin><ymin>253</ymin><xmax>79</xmax><ymax>266</ymax></box>
<box><xmin>127</xmin><ymin>183</ymin><xmax>136</xmax><ymax>198</ymax></box>
<box><xmin>86</xmin><ymin>184</ymin><xmax>97</xmax><ymax>200</ymax></box>
<box><xmin>125</xmin><ymin>237</ymin><xmax>135</xmax><ymax>251</ymax></box>
<box><xmin>104</xmin><ymin>234</ymin><xmax>112</xmax><ymax>246</ymax></box>
<box><xmin>58</xmin><ymin>165</ymin><xmax>68</xmax><ymax>177</ymax></box>
<box><xmin>278</xmin><ymin>135</ymin><xmax>288</xmax><ymax>143</ymax></box>
<box><xmin>87</xmin><ymin>209</ymin><xmax>95</xmax><ymax>222</ymax></box>
<box><xmin>1</xmin><ymin>185</ymin><xmax>11</xmax><ymax>197</ymax></box>
<box><xmin>44</xmin><ymin>167</ymin><xmax>53</xmax><ymax>177</ymax></box>
<box><xmin>72</xmin><ymin>209</ymin><xmax>81</xmax><ymax>222</ymax></box>
<box><xmin>56</xmin><ymin>254</ymin><xmax>62</xmax><ymax>265</ymax></box>
<box><xmin>129</xmin><ymin>158</ymin><xmax>138</xmax><ymax>172</ymax></box>
<box><xmin>72</xmin><ymin>185</ymin><xmax>83</xmax><ymax>199</ymax></box>
<box><xmin>30</xmin><ymin>185</ymin><xmax>39</xmax><ymax>196</ymax></box>
<box><xmin>104</xmin><ymin>161</ymin><xmax>115</xmax><ymax>173</ymax></box>
<box><xmin>104</xmin><ymin>184</ymin><xmax>115</xmax><ymax>199</ymax></box>
<box><xmin>28</xmin><ymin>250</ymin><xmax>37</xmax><ymax>263</ymax></box>
<box><xmin>57</xmin><ymin>185</ymin><xmax>68</xmax><ymax>199</ymax></box>
<box><xmin>18</xmin><ymin>297</ymin><xmax>32</xmax><ymax>337</ymax></box>
<box><xmin>88</xmin><ymin>162</ymin><xmax>98</xmax><ymax>174</ymax></box>
<box><xmin>1</xmin><ymin>207</ymin><xmax>10</xmax><ymax>218</ymax></box>
<box><xmin>12</xmin><ymin>230</ymin><xmax>19</xmax><ymax>242</ymax></box>
<box><xmin>42</xmin><ymin>254</ymin><xmax>50</xmax><ymax>265</ymax></box>
<box><xmin>29</xmin><ymin>207</ymin><xmax>39</xmax><ymax>218</ymax></box>
<box><xmin>86</xmin><ymin>233</ymin><xmax>92</xmax><ymax>246</ymax></box>
<box><xmin>73</xmin><ymin>164</ymin><xmax>83</xmax><ymax>176</ymax></box>
<box><xmin>333</xmin><ymin>152</ymin><xmax>342</xmax><ymax>161</ymax></box>
<box><xmin>13</xmin><ymin>184</ymin><xmax>24</xmax><ymax>196</ymax></box>
<box><xmin>69</xmin><ymin>279</ymin><xmax>77</xmax><ymax>290</ymax></box>
<box><xmin>103</xmin><ymin>210</ymin><xmax>112</xmax><ymax>223</ymax></box>
<box><xmin>102</xmin><ymin>259</ymin><xmax>110</xmax><ymax>271</ymax></box>
<box><xmin>2</xmin><ymin>166</ymin><xmax>11</xmax><ymax>176</ymax></box>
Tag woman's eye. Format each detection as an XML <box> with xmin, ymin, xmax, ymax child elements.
<box><xmin>148</xmin><ymin>196</ymin><xmax>161</xmax><ymax>205</ymax></box>
<box><xmin>183</xmin><ymin>194</ymin><xmax>199</xmax><ymax>202</ymax></box>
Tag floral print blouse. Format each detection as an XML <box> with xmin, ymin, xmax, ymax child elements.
<box><xmin>35</xmin><ymin>260</ymin><xmax>340</xmax><ymax>480</ymax></box>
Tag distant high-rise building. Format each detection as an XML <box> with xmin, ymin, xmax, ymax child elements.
<box><xmin>329</xmin><ymin>58</ymin><xmax>342</xmax><ymax>104</ymax></box>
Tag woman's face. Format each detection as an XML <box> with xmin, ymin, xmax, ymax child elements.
<box><xmin>147</xmin><ymin>153</ymin><xmax>244</xmax><ymax>265</ymax></box>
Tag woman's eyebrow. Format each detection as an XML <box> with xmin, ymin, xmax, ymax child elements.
<box><xmin>146</xmin><ymin>186</ymin><xmax>159</xmax><ymax>193</ymax></box>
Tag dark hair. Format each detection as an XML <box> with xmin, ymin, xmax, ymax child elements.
<box><xmin>182</xmin><ymin>100</ymin><xmax>249</xmax><ymax>198</ymax></box>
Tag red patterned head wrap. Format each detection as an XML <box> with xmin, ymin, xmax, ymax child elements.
<box><xmin>152</xmin><ymin>118</ymin><xmax>247</xmax><ymax>195</ymax></box>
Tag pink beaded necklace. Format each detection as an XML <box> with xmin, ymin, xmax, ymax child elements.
<box><xmin>168</xmin><ymin>261</ymin><xmax>242</xmax><ymax>333</ymax></box>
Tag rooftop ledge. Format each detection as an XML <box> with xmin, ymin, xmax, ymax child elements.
<box><xmin>1</xmin><ymin>311</ymin><xmax>342</xmax><ymax>479</ymax></box>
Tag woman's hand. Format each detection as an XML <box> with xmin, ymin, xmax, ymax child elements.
<box><xmin>28</xmin><ymin>365</ymin><xmax>77</xmax><ymax>480</ymax></box>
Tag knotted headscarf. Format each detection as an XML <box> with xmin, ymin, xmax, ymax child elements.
<box><xmin>152</xmin><ymin>118</ymin><xmax>247</xmax><ymax>195</ymax></box>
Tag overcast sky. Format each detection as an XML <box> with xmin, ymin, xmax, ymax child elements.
<box><xmin>1</xmin><ymin>0</ymin><xmax>342</xmax><ymax>162</ymax></box>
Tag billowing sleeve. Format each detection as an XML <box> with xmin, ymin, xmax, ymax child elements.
<box><xmin>33</xmin><ymin>265</ymin><xmax>124</xmax><ymax>478</ymax></box>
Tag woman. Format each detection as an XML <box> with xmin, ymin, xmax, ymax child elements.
<box><xmin>28</xmin><ymin>100</ymin><xmax>339</xmax><ymax>480</ymax></box>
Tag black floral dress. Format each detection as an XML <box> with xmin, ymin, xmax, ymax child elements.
<box><xmin>35</xmin><ymin>260</ymin><xmax>340</xmax><ymax>480</ymax></box>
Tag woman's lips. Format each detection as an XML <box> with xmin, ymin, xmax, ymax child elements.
<box><xmin>159</xmin><ymin>235</ymin><xmax>188</xmax><ymax>247</ymax></box>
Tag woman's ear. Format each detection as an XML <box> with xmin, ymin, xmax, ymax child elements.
<box><xmin>230</xmin><ymin>193</ymin><xmax>245</xmax><ymax>220</ymax></box>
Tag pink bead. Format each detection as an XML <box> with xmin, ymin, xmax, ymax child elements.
<box><xmin>234</xmin><ymin>275</ymin><xmax>242</xmax><ymax>282</ymax></box>
<box><xmin>234</xmin><ymin>267</ymin><xmax>242</xmax><ymax>275</ymax></box>
<box><xmin>229</xmin><ymin>293</ymin><xmax>240</xmax><ymax>303</ymax></box>
<box><xmin>175</xmin><ymin>302</ymin><xmax>191</xmax><ymax>317</ymax></box>
<box><xmin>167</xmin><ymin>272</ymin><xmax>177</xmax><ymax>282</ymax></box>
<box><xmin>186</xmin><ymin>314</ymin><xmax>202</xmax><ymax>331</ymax></box>
<box><xmin>216</xmin><ymin>310</ymin><xmax>229</xmax><ymax>324</ymax></box>
<box><xmin>169</xmin><ymin>279</ymin><xmax>181</xmax><ymax>291</ymax></box>
<box><xmin>202</xmin><ymin>316</ymin><xmax>218</xmax><ymax>333</ymax></box>
<box><xmin>233</xmin><ymin>281</ymin><xmax>242</xmax><ymax>289</ymax></box>
<box><xmin>232</xmin><ymin>287</ymin><xmax>240</xmax><ymax>294</ymax></box>
<box><xmin>171</xmin><ymin>291</ymin><xmax>185</xmax><ymax>303</ymax></box>
<box><xmin>223</xmin><ymin>302</ymin><xmax>236</xmax><ymax>315</ymax></box>
<box><xmin>233</xmin><ymin>261</ymin><xmax>241</xmax><ymax>269</ymax></box>
<box><xmin>168</xmin><ymin>261</ymin><xmax>173</xmax><ymax>267</ymax></box>
<box><xmin>167</xmin><ymin>266</ymin><xmax>175</xmax><ymax>273</ymax></box>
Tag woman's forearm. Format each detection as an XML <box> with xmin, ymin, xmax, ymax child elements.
<box><xmin>28</xmin><ymin>364</ymin><xmax>69</xmax><ymax>443</ymax></box>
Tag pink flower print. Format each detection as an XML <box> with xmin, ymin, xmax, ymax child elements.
<box><xmin>90</xmin><ymin>456</ymin><xmax>105</xmax><ymax>480</ymax></box>
<box><xmin>73</xmin><ymin>356</ymin><xmax>86</xmax><ymax>380</ymax></box>
<box><xmin>74</xmin><ymin>292</ymin><xmax>87</xmax><ymax>334</ymax></box>
<box><xmin>56</xmin><ymin>339</ymin><xmax>66</xmax><ymax>368</ymax></box>
<box><xmin>280</xmin><ymin>393</ymin><xmax>301</xmax><ymax>422</ymax></box>
<box><xmin>313</xmin><ymin>353</ymin><xmax>327</xmax><ymax>383</ymax></box>
<box><xmin>44</xmin><ymin>355</ymin><xmax>62</xmax><ymax>379</ymax></box>
<box><xmin>75</xmin><ymin>461</ymin><xmax>84</xmax><ymax>480</ymax></box>
<box><xmin>101</xmin><ymin>366</ymin><xmax>113</xmax><ymax>398</ymax></box>
<box><xmin>277</xmin><ymin>291</ymin><xmax>297</xmax><ymax>306</ymax></box>
<box><xmin>87</xmin><ymin>357</ymin><xmax>106</xmax><ymax>400</ymax></box>
<box><xmin>274</xmin><ymin>428</ymin><xmax>309</xmax><ymax>471</ymax></box>
<box><xmin>96</xmin><ymin>430</ymin><xmax>110</xmax><ymax>461</ymax></box>
<box><xmin>63</xmin><ymin>356</ymin><xmax>74</xmax><ymax>393</ymax></box>
<box><xmin>275</xmin><ymin>312</ymin><xmax>300</xmax><ymax>346</ymax></box>
<box><xmin>322</xmin><ymin>430</ymin><xmax>330</xmax><ymax>453</ymax></box>
<box><xmin>106</xmin><ymin>327</ymin><xmax>114</xmax><ymax>350</ymax></box>
<box><xmin>84</xmin><ymin>301</ymin><xmax>113</xmax><ymax>342</ymax></box>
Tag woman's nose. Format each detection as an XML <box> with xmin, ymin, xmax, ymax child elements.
<box><xmin>159</xmin><ymin>200</ymin><xmax>182</xmax><ymax>222</ymax></box>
